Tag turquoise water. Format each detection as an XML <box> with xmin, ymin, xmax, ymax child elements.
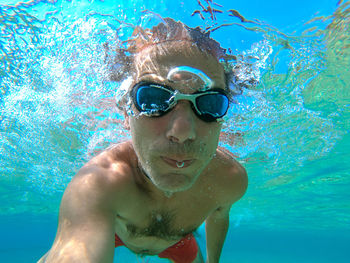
<box><xmin>1</xmin><ymin>0</ymin><xmax>349</xmax><ymax>262</ymax></box>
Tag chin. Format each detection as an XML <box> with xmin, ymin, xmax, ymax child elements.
<box><xmin>152</xmin><ymin>172</ymin><xmax>196</xmax><ymax>193</ymax></box>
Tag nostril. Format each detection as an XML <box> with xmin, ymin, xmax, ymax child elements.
<box><xmin>168</xmin><ymin>136</ymin><xmax>179</xmax><ymax>143</ymax></box>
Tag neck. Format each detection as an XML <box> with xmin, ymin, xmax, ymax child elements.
<box><xmin>136</xmin><ymin>161</ymin><xmax>178</xmax><ymax>199</ymax></box>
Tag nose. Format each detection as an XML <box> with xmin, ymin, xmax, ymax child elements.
<box><xmin>166</xmin><ymin>101</ymin><xmax>196</xmax><ymax>144</ymax></box>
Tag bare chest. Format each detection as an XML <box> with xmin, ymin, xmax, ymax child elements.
<box><xmin>114</xmin><ymin>190</ymin><xmax>217</xmax><ymax>242</ymax></box>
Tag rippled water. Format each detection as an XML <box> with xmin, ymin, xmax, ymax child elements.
<box><xmin>1</xmin><ymin>0</ymin><xmax>349</xmax><ymax>262</ymax></box>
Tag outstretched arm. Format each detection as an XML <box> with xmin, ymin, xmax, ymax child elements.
<box><xmin>204</xmin><ymin>154</ymin><xmax>248</xmax><ymax>263</ymax></box>
<box><xmin>205</xmin><ymin>205</ymin><xmax>230</xmax><ymax>263</ymax></box>
<box><xmin>37</xmin><ymin>167</ymin><xmax>117</xmax><ymax>263</ymax></box>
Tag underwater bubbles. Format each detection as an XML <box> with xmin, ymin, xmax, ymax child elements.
<box><xmin>1</xmin><ymin>0</ymin><xmax>349</xmax><ymax>222</ymax></box>
<box><xmin>0</xmin><ymin>2</ymin><xmax>130</xmax><ymax>201</ymax></box>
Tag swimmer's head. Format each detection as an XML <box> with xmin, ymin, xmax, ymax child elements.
<box><xmin>107</xmin><ymin>15</ymin><xmax>240</xmax><ymax>112</ymax></box>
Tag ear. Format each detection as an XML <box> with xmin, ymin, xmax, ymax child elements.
<box><xmin>123</xmin><ymin>110</ymin><xmax>130</xmax><ymax>130</ymax></box>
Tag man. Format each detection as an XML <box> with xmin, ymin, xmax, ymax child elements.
<box><xmin>39</xmin><ymin>17</ymin><xmax>247</xmax><ymax>263</ymax></box>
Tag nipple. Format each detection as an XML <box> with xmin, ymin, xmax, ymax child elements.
<box><xmin>156</xmin><ymin>214</ymin><xmax>162</xmax><ymax>221</ymax></box>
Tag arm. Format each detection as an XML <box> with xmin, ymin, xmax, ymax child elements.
<box><xmin>38</xmin><ymin>167</ymin><xmax>117</xmax><ymax>263</ymax></box>
<box><xmin>204</xmin><ymin>153</ymin><xmax>248</xmax><ymax>263</ymax></box>
<box><xmin>205</xmin><ymin>205</ymin><xmax>230</xmax><ymax>263</ymax></box>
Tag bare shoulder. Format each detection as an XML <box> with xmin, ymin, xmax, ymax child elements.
<box><xmin>40</xmin><ymin>142</ymin><xmax>136</xmax><ymax>262</ymax></box>
<box><xmin>208</xmin><ymin>147</ymin><xmax>248</xmax><ymax>205</ymax></box>
<box><xmin>65</xmin><ymin>141</ymin><xmax>136</xmax><ymax>211</ymax></box>
<box><xmin>84</xmin><ymin>140</ymin><xmax>134</xmax><ymax>172</ymax></box>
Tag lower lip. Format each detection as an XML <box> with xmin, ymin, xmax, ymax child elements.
<box><xmin>161</xmin><ymin>157</ymin><xmax>194</xmax><ymax>169</ymax></box>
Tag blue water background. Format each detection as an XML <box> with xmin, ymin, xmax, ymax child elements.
<box><xmin>1</xmin><ymin>0</ymin><xmax>349</xmax><ymax>262</ymax></box>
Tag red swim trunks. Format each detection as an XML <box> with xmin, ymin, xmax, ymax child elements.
<box><xmin>115</xmin><ymin>233</ymin><xmax>198</xmax><ymax>263</ymax></box>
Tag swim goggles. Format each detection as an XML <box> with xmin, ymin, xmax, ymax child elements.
<box><xmin>130</xmin><ymin>82</ymin><xmax>230</xmax><ymax>122</ymax></box>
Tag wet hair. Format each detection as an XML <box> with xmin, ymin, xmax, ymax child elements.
<box><xmin>104</xmin><ymin>15</ymin><xmax>243</xmax><ymax>111</ymax></box>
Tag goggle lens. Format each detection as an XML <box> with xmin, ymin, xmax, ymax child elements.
<box><xmin>136</xmin><ymin>85</ymin><xmax>172</xmax><ymax>113</ymax></box>
<box><xmin>196</xmin><ymin>93</ymin><xmax>229</xmax><ymax>120</ymax></box>
<box><xmin>132</xmin><ymin>83</ymin><xmax>229</xmax><ymax>122</ymax></box>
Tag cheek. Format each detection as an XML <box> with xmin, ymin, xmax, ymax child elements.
<box><xmin>130</xmin><ymin>116</ymin><xmax>165</xmax><ymax>139</ymax></box>
<box><xmin>197</xmin><ymin>123</ymin><xmax>222</xmax><ymax>154</ymax></box>
<box><xmin>198</xmin><ymin>122</ymin><xmax>221</xmax><ymax>140</ymax></box>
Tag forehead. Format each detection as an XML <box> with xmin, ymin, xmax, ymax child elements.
<box><xmin>133</xmin><ymin>41</ymin><xmax>225</xmax><ymax>90</ymax></box>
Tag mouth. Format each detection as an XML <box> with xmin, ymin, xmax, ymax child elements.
<box><xmin>161</xmin><ymin>156</ymin><xmax>195</xmax><ymax>169</ymax></box>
